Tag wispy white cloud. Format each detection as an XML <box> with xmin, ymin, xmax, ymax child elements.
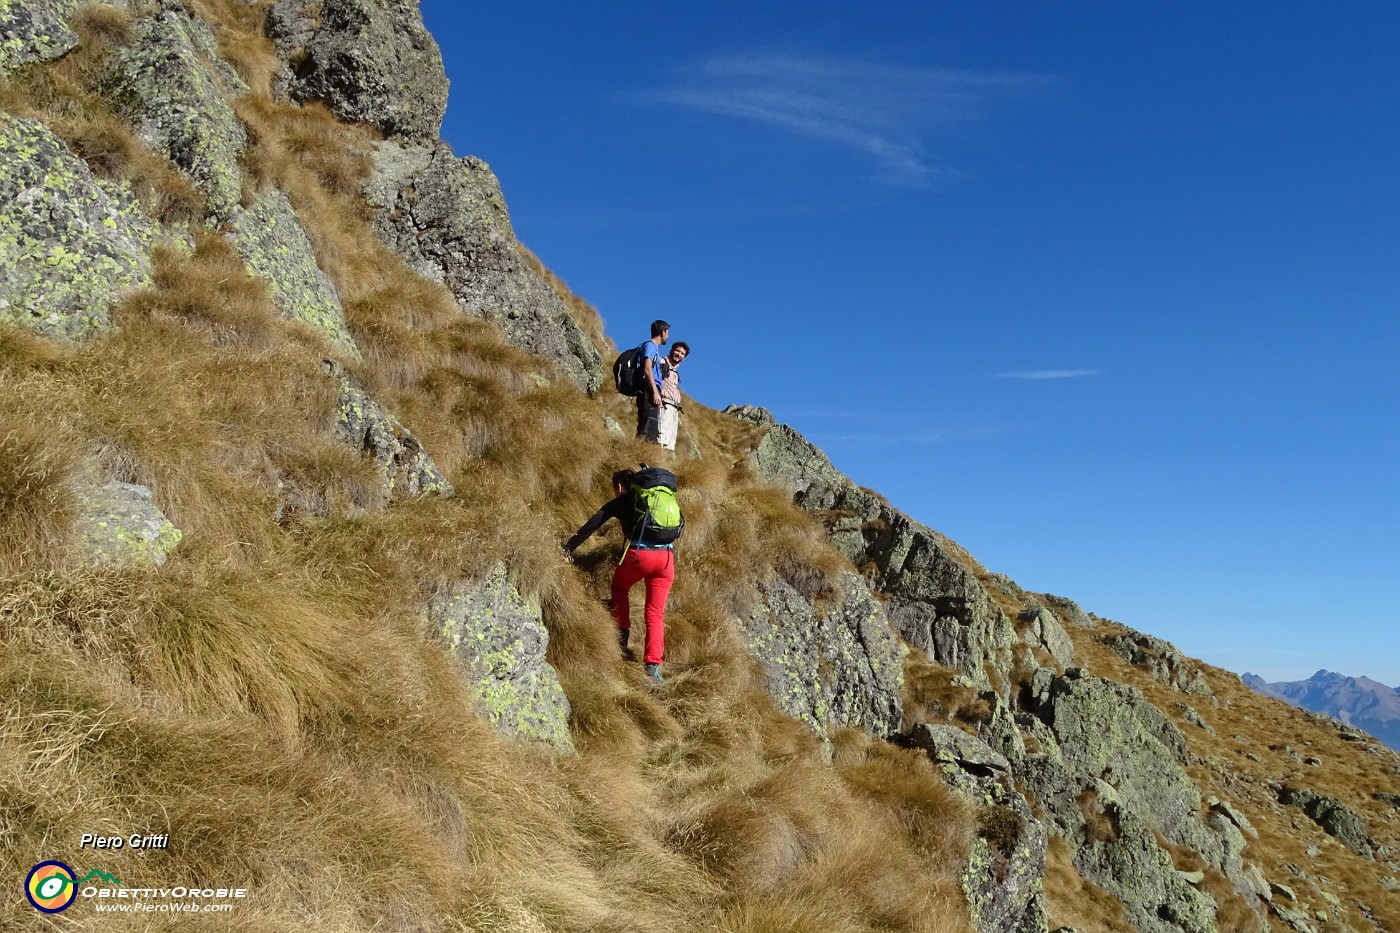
<box><xmin>635</xmin><ymin>53</ymin><xmax>1049</xmax><ymax>187</ymax></box>
<box><xmin>995</xmin><ymin>369</ymin><xmax>1103</xmax><ymax>381</ymax></box>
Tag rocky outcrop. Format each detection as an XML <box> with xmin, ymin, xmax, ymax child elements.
<box><xmin>0</xmin><ymin>115</ymin><xmax>156</xmax><ymax>339</ymax></box>
<box><xmin>738</xmin><ymin>571</ymin><xmax>905</xmax><ymax>747</ymax></box>
<box><xmin>106</xmin><ymin>6</ymin><xmax>248</xmax><ymax>219</ymax></box>
<box><xmin>365</xmin><ymin>139</ymin><xmax>603</xmax><ymax>392</ymax></box>
<box><xmin>427</xmin><ymin>564</ymin><xmax>573</xmax><ymax>751</ymax></box>
<box><xmin>229</xmin><ymin>190</ymin><xmax>359</xmax><ymax>357</ymax></box>
<box><xmin>727</xmin><ymin>405</ymin><xmax>1017</xmax><ymax>692</ymax></box>
<box><xmin>1279</xmin><ymin>786</ymin><xmax>1373</xmax><ymax>858</ymax></box>
<box><xmin>1100</xmin><ymin>629</ymin><xmax>1213</xmax><ymax>697</ymax></box>
<box><xmin>1017</xmin><ymin>668</ymin><xmax>1258</xmax><ymax>933</ymax></box>
<box><xmin>906</xmin><ymin>722</ymin><xmax>1048</xmax><ymax>933</ymax></box>
<box><xmin>74</xmin><ymin>480</ymin><xmax>182</xmax><ymax>567</ymax></box>
<box><xmin>267</xmin><ymin>0</ymin><xmax>448</xmax><ymax>139</ymax></box>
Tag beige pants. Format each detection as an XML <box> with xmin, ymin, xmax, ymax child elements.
<box><xmin>658</xmin><ymin>402</ymin><xmax>680</xmax><ymax>451</ymax></box>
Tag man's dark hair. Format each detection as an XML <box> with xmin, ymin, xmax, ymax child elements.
<box><xmin>650</xmin><ymin>319</ymin><xmax>670</xmax><ymax>339</ymax></box>
<box><xmin>671</xmin><ymin>341</ymin><xmax>690</xmax><ymax>357</ymax></box>
<box><xmin>611</xmin><ymin>469</ymin><xmax>636</xmax><ymax>489</ymax></box>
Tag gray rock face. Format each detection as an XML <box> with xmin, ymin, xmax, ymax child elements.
<box><xmin>1278</xmin><ymin>787</ymin><xmax>1372</xmax><ymax>858</ymax></box>
<box><xmin>325</xmin><ymin>360</ymin><xmax>453</xmax><ymax>505</ymax></box>
<box><xmin>0</xmin><ymin>0</ymin><xmax>80</xmax><ymax>71</ymax></box>
<box><xmin>1020</xmin><ymin>606</ymin><xmax>1075</xmax><ymax>667</ymax></box>
<box><xmin>106</xmin><ymin>7</ymin><xmax>248</xmax><ymax>219</ymax></box>
<box><xmin>74</xmin><ymin>481</ymin><xmax>182</xmax><ymax>567</ymax></box>
<box><xmin>229</xmin><ymin>190</ymin><xmax>360</xmax><ymax>357</ymax></box>
<box><xmin>0</xmin><ymin>115</ymin><xmax>156</xmax><ymax>339</ymax></box>
<box><xmin>907</xmin><ymin>722</ymin><xmax>1048</xmax><ymax>933</ymax></box>
<box><xmin>1100</xmin><ymin>629</ymin><xmax>1214</xmax><ymax>698</ymax></box>
<box><xmin>364</xmin><ymin>139</ymin><xmax>603</xmax><ymax>393</ymax></box>
<box><xmin>738</xmin><ymin>572</ymin><xmax>905</xmax><ymax>745</ymax></box>
<box><xmin>427</xmin><ymin>564</ymin><xmax>573</xmax><ymax>751</ymax></box>
<box><xmin>1017</xmin><ymin>668</ymin><xmax>1250</xmax><ymax>932</ymax></box>
<box><xmin>726</xmin><ymin>405</ymin><xmax>1017</xmax><ymax>692</ymax></box>
<box><xmin>267</xmin><ymin>0</ymin><xmax>448</xmax><ymax>139</ymax></box>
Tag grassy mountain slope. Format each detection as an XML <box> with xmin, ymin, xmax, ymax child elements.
<box><xmin>2</xmin><ymin>4</ymin><xmax>1398</xmax><ymax>933</ymax></box>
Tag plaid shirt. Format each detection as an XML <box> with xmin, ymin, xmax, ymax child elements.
<box><xmin>660</xmin><ymin>363</ymin><xmax>682</xmax><ymax>405</ymax></box>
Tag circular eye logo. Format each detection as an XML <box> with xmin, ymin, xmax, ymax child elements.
<box><xmin>26</xmin><ymin>861</ymin><xmax>77</xmax><ymax>913</ymax></box>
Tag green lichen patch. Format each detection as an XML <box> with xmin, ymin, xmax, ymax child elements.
<box><xmin>105</xmin><ymin>8</ymin><xmax>247</xmax><ymax>219</ymax></box>
<box><xmin>73</xmin><ymin>480</ymin><xmax>182</xmax><ymax>568</ymax></box>
<box><xmin>0</xmin><ymin>114</ymin><xmax>155</xmax><ymax>339</ymax></box>
<box><xmin>230</xmin><ymin>190</ymin><xmax>360</xmax><ymax>358</ymax></box>
<box><xmin>427</xmin><ymin>565</ymin><xmax>574</xmax><ymax>751</ymax></box>
<box><xmin>0</xmin><ymin>0</ymin><xmax>81</xmax><ymax>72</ymax></box>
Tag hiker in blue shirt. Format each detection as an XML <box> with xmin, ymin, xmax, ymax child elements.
<box><xmin>637</xmin><ymin>319</ymin><xmax>668</xmax><ymax>443</ymax></box>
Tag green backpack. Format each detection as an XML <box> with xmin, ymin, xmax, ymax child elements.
<box><xmin>630</xmin><ymin>467</ymin><xmax>684</xmax><ymax>545</ymax></box>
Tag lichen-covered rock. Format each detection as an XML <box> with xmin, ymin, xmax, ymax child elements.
<box><xmin>1100</xmin><ymin>628</ymin><xmax>1214</xmax><ymax>697</ymax></box>
<box><xmin>74</xmin><ymin>481</ymin><xmax>182</xmax><ymax>567</ymax></box>
<box><xmin>1020</xmin><ymin>606</ymin><xmax>1074</xmax><ymax>666</ymax></box>
<box><xmin>427</xmin><ymin>564</ymin><xmax>573</xmax><ymax>750</ymax></box>
<box><xmin>1279</xmin><ymin>787</ymin><xmax>1372</xmax><ymax>858</ymax></box>
<box><xmin>907</xmin><ymin>722</ymin><xmax>1048</xmax><ymax>933</ymax></box>
<box><xmin>267</xmin><ymin>0</ymin><xmax>448</xmax><ymax>139</ymax></box>
<box><xmin>727</xmin><ymin>405</ymin><xmax>1017</xmax><ymax>692</ymax></box>
<box><xmin>738</xmin><ymin>571</ymin><xmax>904</xmax><ymax>746</ymax></box>
<box><xmin>1073</xmin><ymin>786</ymin><xmax>1217</xmax><ymax>933</ymax></box>
<box><xmin>0</xmin><ymin>0</ymin><xmax>79</xmax><ymax>71</ymax></box>
<box><xmin>229</xmin><ymin>190</ymin><xmax>359</xmax><ymax>357</ymax></box>
<box><xmin>105</xmin><ymin>6</ymin><xmax>248</xmax><ymax>219</ymax></box>
<box><xmin>1016</xmin><ymin>668</ymin><xmax>1261</xmax><ymax>931</ymax></box>
<box><xmin>365</xmin><ymin>139</ymin><xmax>603</xmax><ymax>393</ymax></box>
<box><xmin>326</xmin><ymin>360</ymin><xmax>453</xmax><ymax>504</ymax></box>
<box><xmin>0</xmin><ymin>115</ymin><xmax>155</xmax><ymax>339</ymax></box>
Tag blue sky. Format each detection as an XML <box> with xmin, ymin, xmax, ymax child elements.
<box><xmin>419</xmin><ymin>1</ymin><xmax>1399</xmax><ymax>685</ymax></box>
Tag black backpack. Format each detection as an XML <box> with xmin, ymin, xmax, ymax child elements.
<box><xmin>629</xmin><ymin>466</ymin><xmax>684</xmax><ymax>545</ymax></box>
<box><xmin>612</xmin><ymin>342</ymin><xmax>650</xmax><ymax>396</ymax></box>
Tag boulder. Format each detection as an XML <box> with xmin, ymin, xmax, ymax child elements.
<box><xmin>907</xmin><ymin>722</ymin><xmax>1048</xmax><ymax>933</ymax></box>
<box><xmin>0</xmin><ymin>115</ymin><xmax>156</xmax><ymax>339</ymax></box>
<box><xmin>229</xmin><ymin>190</ymin><xmax>359</xmax><ymax>358</ymax></box>
<box><xmin>267</xmin><ymin>0</ymin><xmax>448</xmax><ymax>139</ymax></box>
<box><xmin>0</xmin><ymin>0</ymin><xmax>80</xmax><ymax>71</ymax></box>
<box><xmin>1020</xmin><ymin>606</ymin><xmax>1074</xmax><ymax>666</ymax></box>
<box><xmin>1278</xmin><ymin>787</ymin><xmax>1372</xmax><ymax>858</ymax></box>
<box><xmin>364</xmin><ymin>139</ymin><xmax>603</xmax><ymax>393</ymax></box>
<box><xmin>106</xmin><ymin>7</ymin><xmax>248</xmax><ymax>219</ymax></box>
<box><xmin>738</xmin><ymin>571</ymin><xmax>904</xmax><ymax>747</ymax></box>
<box><xmin>427</xmin><ymin>564</ymin><xmax>573</xmax><ymax>750</ymax></box>
<box><xmin>74</xmin><ymin>481</ymin><xmax>182</xmax><ymax>567</ymax></box>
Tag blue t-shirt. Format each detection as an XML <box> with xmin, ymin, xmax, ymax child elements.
<box><xmin>642</xmin><ymin>340</ymin><xmax>665</xmax><ymax>388</ymax></box>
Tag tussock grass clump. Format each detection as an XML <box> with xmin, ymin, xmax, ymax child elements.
<box><xmin>0</xmin><ymin>426</ymin><xmax>81</xmax><ymax>572</ymax></box>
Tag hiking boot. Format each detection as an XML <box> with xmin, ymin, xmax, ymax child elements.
<box><xmin>618</xmin><ymin>628</ymin><xmax>634</xmax><ymax>660</ymax></box>
<box><xmin>645</xmin><ymin>663</ymin><xmax>663</xmax><ymax>683</ymax></box>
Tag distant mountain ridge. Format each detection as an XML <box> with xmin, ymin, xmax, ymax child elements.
<box><xmin>1243</xmin><ymin>669</ymin><xmax>1400</xmax><ymax>750</ymax></box>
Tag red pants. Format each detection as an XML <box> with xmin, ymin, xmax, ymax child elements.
<box><xmin>611</xmin><ymin>547</ymin><xmax>675</xmax><ymax>664</ymax></box>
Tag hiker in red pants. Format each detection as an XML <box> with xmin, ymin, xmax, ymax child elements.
<box><xmin>563</xmin><ymin>467</ymin><xmax>684</xmax><ymax>682</ymax></box>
